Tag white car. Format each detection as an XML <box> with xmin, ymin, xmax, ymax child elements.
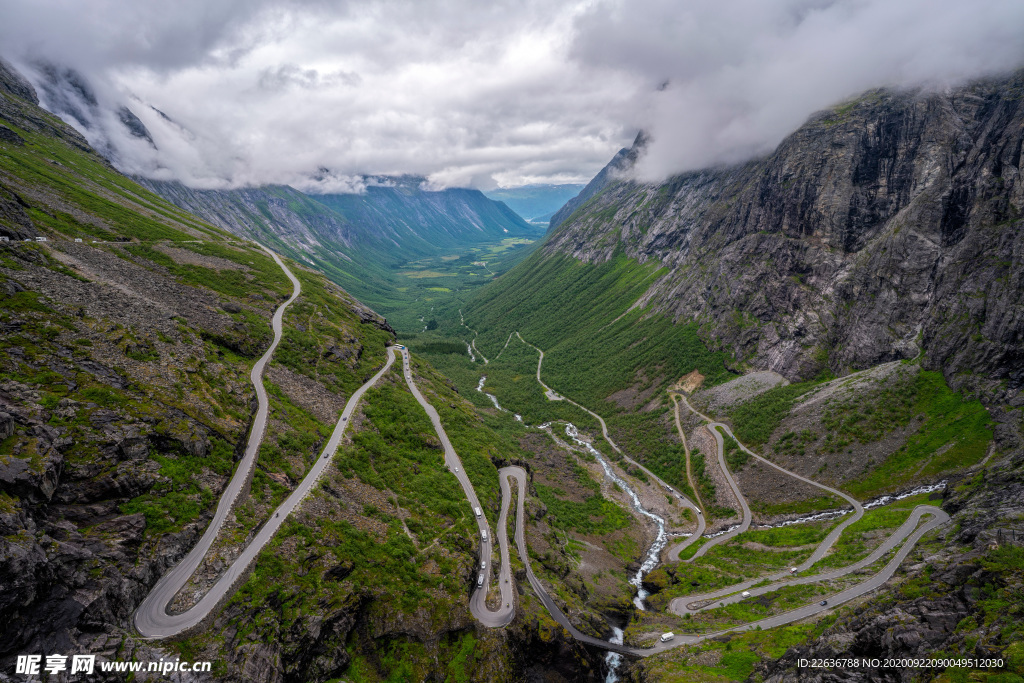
<box><xmin>741</xmin><ymin>591</ymin><xmax>750</xmax><ymax>597</ymax></box>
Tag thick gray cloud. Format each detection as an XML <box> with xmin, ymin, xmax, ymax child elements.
<box><xmin>1</xmin><ymin>0</ymin><xmax>1022</xmax><ymax>190</ymax></box>
<box><xmin>573</xmin><ymin>0</ymin><xmax>1024</xmax><ymax>180</ymax></box>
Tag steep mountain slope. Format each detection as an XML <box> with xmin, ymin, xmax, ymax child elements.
<box><xmin>1</xmin><ymin>63</ymin><xmax>607</xmax><ymax>682</ymax></box>
<box><xmin>470</xmin><ymin>73</ymin><xmax>1024</xmax><ymax>408</ymax></box>
<box><xmin>547</xmin><ymin>133</ymin><xmax>646</xmax><ymax>231</ymax></box>
<box><xmin>131</xmin><ymin>179</ymin><xmax>401</xmax><ymax>317</ymax></box>
<box><xmin>459</xmin><ymin>71</ymin><xmax>1024</xmax><ymax>682</ymax></box>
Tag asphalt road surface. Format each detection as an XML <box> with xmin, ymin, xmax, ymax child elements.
<box><xmin>665</xmin><ymin>394</ymin><xmax>707</xmax><ymax>561</ymax></box>
<box><xmin>134</xmin><ymin>247</ymin><xmax>301</xmax><ymax>637</ymax></box>
<box><xmin>134</xmin><ymin>289</ymin><xmax>950</xmax><ymax>653</ymax></box>
<box><xmin>134</xmin><ymin>251</ymin><xmax>396</xmax><ymax>638</ymax></box>
<box><xmin>499</xmin><ymin>463</ymin><xmax>947</xmax><ymax>657</ymax></box>
<box><xmin>396</xmin><ymin>346</ymin><xmax>513</xmax><ymax>627</ymax></box>
<box><xmin>498</xmin><ymin>336</ymin><xmax>948</xmax><ymax>656</ymax></box>
<box><xmin>673</xmin><ymin>394</ymin><xmax>865</xmax><ymax>568</ymax></box>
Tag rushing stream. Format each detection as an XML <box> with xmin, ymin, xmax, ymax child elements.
<box><xmin>472</xmin><ymin>372</ymin><xmax>944</xmax><ymax>683</ymax></box>
<box><xmin>864</xmin><ymin>481</ymin><xmax>946</xmax><ymax>508</ymax></box>
<box><xmin>562</xmin><ymin>424</ymin><xmax>667</xmax><ymax>683</ymax></box>
<box><xmin>604</xmin><ymin>627</ymin><xmax>624</xmax><ymax>683</ymax></box>
<box><xmin>563</xmin><ymin>424</ymin><xmax>669</xmax><ymax>609</ymax></box>
<box><xmin>477</xmin><ymin>377</ymin><xmax>523</xmax><ymax>421</ymax></box>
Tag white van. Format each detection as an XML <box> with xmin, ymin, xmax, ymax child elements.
<box><xmin>660</xmin><ymin>632</ymin><xmax>674</xmax><ymax>643</ymax></box>
<box><xmin>481</xmin><ymin>529</ymin><xmax>488</xmax><ymax>542</ymax></box>
<box><xmin>474</xmin><ymin>506</ymin><xmax>482</xmax><ymax>517</ymax></box>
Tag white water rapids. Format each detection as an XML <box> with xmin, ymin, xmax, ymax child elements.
<box><xmin>477</xmin><ymin>377</ymin><xmax>523</xmax><ymax>421</ymax></box>
<box><xmin>563</xmin><ymin>424</ymin><xmax>668</xmax><ymax>610</ymax></box>
<box><xmin>604</xmin><ymin>626</ymin><xmax>624</xmax><ymax>682</ymax></box>
<box><xmin>864</xmin><ymin>480</ymin><xmax>946</xmax><ymax>508</ymax></box>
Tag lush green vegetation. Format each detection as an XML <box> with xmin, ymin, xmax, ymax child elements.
<box><xmin>480</xmin><ymin>336</ymin><xmax>603</xmax><ymax>429</ymax></box>
<box><xmin>334</xmin><ymin>381</ymin><xmax>482</xmax><ymax>534</ymax></box>
<box><xmin>533</xmin><ymin>458</ymin><xmax>632</xmax><ymax>537</ymax></box>
<box><xmin>814</xmin><ymin>493</ymin><xmax>929</xmax><ymax>569</ymax></box>
<box><xmin>844</xmin><ymin>371</ymin><xmax>992</xmax><ymax>495</ymax></box>
<box><xmin>464</xmin><ymin>252</ymin><xmax>735</xmax><ymax>411</ymax></box>
<box><xmin>641</xmin><ymin>616</ymin><xmax>840</xmax><ymax>681</ymax></box>
<box><xmin>121</xmin><ymin>439</ymin><xmax>235</xmax><ymax>534</ymax></box>
<box><xmin>719</xmin><ymin>427</ymin><xmax>750</xmax><ymax>470</ymax></box>
<box><xmin>727</xmin><ymin>380</ymin><xmax>818</xmax><ymax>448</ymax></box>
<box><xmin>534</xmin><ymin>483</ymin><xmax>632</xmax><ymax>534</ymax></box>
<box><xmin>273</xmin><ymin>269</ymin><xmax>393</xmax><ymax>393</ymax></box>
<box><xmin>650</xmin><ymin>518</ymin><xmax>840</xmax><ymax>610</ymax></box>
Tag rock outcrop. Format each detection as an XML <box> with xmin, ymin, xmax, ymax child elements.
<box><xmin>545</xmin><ymin>73</ymin><xmax>1024</xmax><ymax>408</ymax></box>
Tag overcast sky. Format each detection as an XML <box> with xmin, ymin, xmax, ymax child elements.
<box><xmin>3</xmin><ymin>0</ymin><xmax>1024</xmax><ymax>191</ymax></box>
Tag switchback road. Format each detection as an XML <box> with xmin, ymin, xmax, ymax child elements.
<box><xmin>396</xmin><ymin>346</ymin><xmax>513</xmax><ymax>626</ymax></box>
<box><xmin>671</xmin><ymin>394</ymin><xmax>865</xmax><ymax>569</ymax></box>
<box><xmin>499</xmin><ymin>465</ymin><xmax>946</xmax><ymax>657</ymax></box>
<box><xmin>514</xmin><ymin>333</ymin><xmax>704</xmax><ymax>523</ymax></box>
<box><xmin>490</xmin><ymin>337</ymin><xmax>947</xmax><ymax>656</ymax></box>
<box><xmin>135</xmin><ymin>251</ymin><xmax>395</xmax><ymax>638</ymax></box>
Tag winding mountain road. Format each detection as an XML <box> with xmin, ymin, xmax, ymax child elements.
<box><xmin>395</xmin><ymin>345</ymin><xmax>513</xmax><ymax>626</ymax></box>
<box><xmin>134</xmin><ymin>251</ymin><xmax>396</xmax><ymax>638</ymax></box>
<box><xmin>135</xmin><ymin>272</ymin><xmax>950</xmax><ymax>655</ymax></box>
<box><xmin>499</xmin><ymin>464</ymin><xmax>947</xmax><ymax>657</ymax></box>
<box><xmin>490</xmin><ymin>335</ymin><xmax>947</xmax><ymax>656</ymax></box>
<box><xmin>514</xmin><ymin>333</ymin><xmax>704</xmax><ymax>524</ymax></box>
<box><xmin>666</xmin><ymin>394</ymin><xmax>707</xmax><ymax>561</ymax></box>
<box><xmin>672</xmin><ymin>394</ymin><xmax>865</xmax><ymax>568</ymax></box>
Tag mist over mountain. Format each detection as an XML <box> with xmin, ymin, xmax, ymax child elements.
<box><xmin>3</xmin><ymin>5</ymin><xmax>1024</xmax><ymax>683</ymax></box>
<box><xmin>4</xmin><ymin>1</ymin><xmax>1024</xmax><ymax>191</ymax></box>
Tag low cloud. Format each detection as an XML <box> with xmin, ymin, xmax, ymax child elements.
<box><xmin>1</xmin><ymin>0</ymin><xmax>1022</xmax><ymax>190</ymax></box>
<box><xmin>572</xmin><ymin>0</ymin><xmax>1024</xmax><ymax>180</ymax></box>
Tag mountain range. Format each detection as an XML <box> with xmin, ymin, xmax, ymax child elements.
<box><xmin>2</xmin><ymin>52</ymin><xmax>1023</xmax><ymax>683</ymax></box>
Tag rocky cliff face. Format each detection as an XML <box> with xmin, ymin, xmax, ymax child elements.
<box><xmin>2</xmin><ymin>59</ymin><xmax>608</xmax><ymax>682</ymax></box>
<box><xmin>545</xmin><ymin>74</ymin><xmax>1024</xmax><ymax>410</ymax></box>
